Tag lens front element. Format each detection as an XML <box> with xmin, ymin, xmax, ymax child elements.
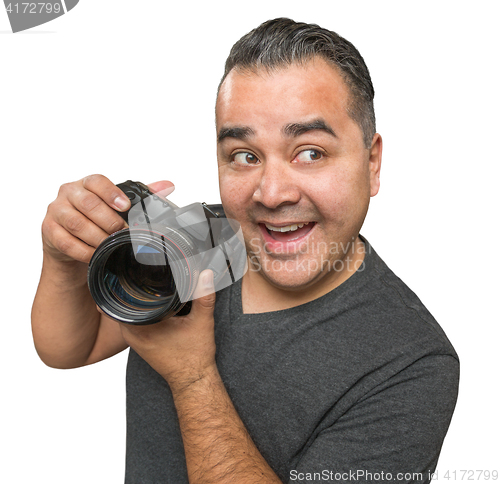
<box><xmin>104</xmin><ymin>244</ymin><xmax>176</xmax><ymax>309</ymax></box>
<box><xmin>88</xmin><ymin>227</ymin><xmax>198</xmax><ymax>324</ymax></box>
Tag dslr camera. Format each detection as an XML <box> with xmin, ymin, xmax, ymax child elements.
<box><xmin>88</xmin><ymin>180</ymin><xmax>247</xmax><ymax>325</ymax></box>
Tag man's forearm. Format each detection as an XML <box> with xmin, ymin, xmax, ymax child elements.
<box><xmin>118</xmin><ymin>275</ymin><xmax>280</xmax><ymax>482</ymax></box>
<box><xmin>31</xmin><ymin>255</ymin><xmax>102</xmax><ymax>368</ymax></box>
<box><xmin>170</xmin><ymin>365</ymin><xmax>283</xmax><ymax>484</ymax></box>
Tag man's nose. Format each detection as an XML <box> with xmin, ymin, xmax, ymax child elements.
<box><xmin>252</xmin><ymin>160</ymin><xmax>301</xmax><ymax>209</ymax></box>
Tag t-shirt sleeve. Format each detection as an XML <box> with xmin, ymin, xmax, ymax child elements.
<box><xmin>289</xmin><ymin>354</ymin><xmax>459</xmax><ymax>484</ymax></box>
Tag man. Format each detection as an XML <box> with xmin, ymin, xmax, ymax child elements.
<box><xmin>32</xmin><ymin>18</ymin><xmax>459</xmax><ymax>483</ymax></box>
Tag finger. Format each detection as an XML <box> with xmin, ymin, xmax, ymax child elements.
<box><xmin>190</xmin><ymin>270</ymin><xmax>216</xmax><ymax>314</ymax></box>
<box><xmin>43</xmin><ymin>218</ymin><xmax>97</xmax><ymax>263</ymax></box>
<box><xmin>54</xmin><ymin>203</ymin><xmax>113</xmax><ymax>249</ymax></box>
<box><xmin>147</xmin><ymin>181</ymin><xmax>175</xmax><ymax>200</ymax></box>
<box><xmin>82</xmin><ymin>174</ymin><xmax>131</xmax><ymax>212</ymax></box>
<box><xmin>62</xmin><ymin>178</ymin><xmax>128</xmax><ymax>235</ymax></box>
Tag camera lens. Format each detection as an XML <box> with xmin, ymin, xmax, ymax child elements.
<box><xmin>105</xmin><ymin>244</ymin><xmax>176</xmax><ymax>307</ymax></box>
<box><xmin>88</xmin><ymin>227</ymin><xmax>198</xmax><ymax>324</ymax></box>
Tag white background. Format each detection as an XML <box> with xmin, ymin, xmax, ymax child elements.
<box><xmin>1</xmin><ymin>1</ymin><xmax>498</xmax><ymax>482</ymax></box>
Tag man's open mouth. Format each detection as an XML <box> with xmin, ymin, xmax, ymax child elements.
<box><xmin>260</xmin><ymin>222</ymin><xmax>315</xmax><ymax>243</ymax></box>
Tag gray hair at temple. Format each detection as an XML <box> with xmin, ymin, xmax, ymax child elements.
<box><xmin>218</xmin><ymin>18</ymin><xmax>376</xmax><ymax>149</ymax></box>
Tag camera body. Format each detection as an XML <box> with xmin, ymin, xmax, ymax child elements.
<box><xmin>88</xmin><ymin>181</ymin><xmax>246</xmax><ymax>325</ymax></box>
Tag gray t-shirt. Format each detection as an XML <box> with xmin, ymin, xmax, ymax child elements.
<box><xmin>125</xmin><ymin>237</ymin><xmax>459</xmax><ymax>483</ymax></box>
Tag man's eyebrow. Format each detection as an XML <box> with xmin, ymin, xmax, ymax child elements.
<box><xmin>217</xmin><ymin>126</ymin><xmax>255</xmax><ymax>143</ymax></box>
<box><xmin>282</xmin><ymin>119</ymin><xmax>337</xmax><ymax>138</ymax></box>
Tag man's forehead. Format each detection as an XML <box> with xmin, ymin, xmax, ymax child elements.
<box><xmin>215</xmin><ymin>59</ymin><xmax>351</xmax><ymax>132</ymax></box>
<box><xmin>217</xmin><ymin>58</ymin><xmax>347</xmax><ymax>101</ymax></box>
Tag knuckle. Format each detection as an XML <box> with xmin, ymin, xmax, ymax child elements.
<box><xmin>55</xmin><ymin>236</ymin><xmax>92</xmax><ymax>263</ymax></box>
<box><xmin>58</xmin><ymin>181</ymin><xmax>84</xmax><ymax>204</ymax></box>
<box><xmin>45</xmin><ymin>200</ymin><xmax>57</xmax><ymax>218</ymax></box>
<box><xmin>79</xmin><ymin>192</ymin><xmax>101</xmax><ymax>213</ymax></box>
<box><xmin>41</xmin><ymin>216</ymin><xmax>54</xmax><ymax>236</ymax></box>
<box><xmin>64</xmin><ymin>213</ymin><xmax>86</xmax><ymax>233</ymax></box>
<box><xmin>82</xmin><ymin>174</ymin><xmax>106</xmax><ymax>191</ymax></box>
<box><xmin>41</xmin><ymin>219</ymin><xmax>55</xmax><ymax>244</ymax></box>
<box><xmin>58</xmin><ymin>182</ymin><xmax>72</xmax><ymax>196</ymax></box>
<box><xmin>82</xmin><ymin>173</ymin><xmax>101</xmax><ymax>184</ymax></box>
<box><xmin>46</xmin><ymin>199</ymin><xmax>70</xmax><ymax>223</ymax></box>
<box><xmin>55</xmin><ymin>235</ymin><xmax>75</xmax><ymax>255</ymax></box>
<box><xmin>108</xmin><ymin>217</ymin><xmax>124</xmax><ymax>234</ymax></box>
<box><xmin>200</xmin><ymin>295</ymin><xmax>216</xmax><ymax>309</ymax></box>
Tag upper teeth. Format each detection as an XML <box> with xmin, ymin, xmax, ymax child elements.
<box><xmin>265</xmin><ymin>222</ymin><xmax>309</xmax><ymax>232</ymax></box>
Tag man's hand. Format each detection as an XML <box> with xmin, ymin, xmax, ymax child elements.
<box><xmin>41</xmin><ymin>174</ymin><xmax>175</xmax><ymax>264</ymax></box>
<box><xmin>117</xmin><ymin>270</ymin><xmax>218</xmax><ymax>393</ymax></box>
<box><xmin>42</xmin><ymin>174</ymin><xmax>131</xmax><ymax>264</ymax></box>
<box><xmin>32</xmin><ymin>174</ymin><xmax>175</xmax><ymax>369</ymax></box>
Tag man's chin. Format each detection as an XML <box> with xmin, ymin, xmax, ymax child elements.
<box><xmin>247</xmin><ymin>256</ymin><xmax>327</xmax><ymax>292</ymax></box>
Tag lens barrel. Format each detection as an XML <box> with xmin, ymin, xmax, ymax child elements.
<box><xmin>88</xmin><ymin>226</ymin><xmax>198</xmax><ymax>325</ymax></box>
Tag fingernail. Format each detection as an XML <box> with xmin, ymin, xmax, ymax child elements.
<box><xmin>202</xmin><ymin>271</ymin><xmax>213</xmax><ymax>288</ymax></box>
<box><xmin>114</xmin><ymin>196</ymin><xmax>130</xmax><ymax>211</ymax></box>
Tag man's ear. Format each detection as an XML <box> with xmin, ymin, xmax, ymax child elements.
<box><xmin>368</xmin><ymin>133</ymin><xmax>382</xmax><ymax>197</ymax></box>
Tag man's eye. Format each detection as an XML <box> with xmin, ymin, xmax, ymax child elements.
<box><xmin>232</xmin><ymin>152</ymin><xmax>260</xmax><ymax>165</ymax></box>
<box><xmin>294</xmin><ymin>149</ymin><xmax>323</xmax><ymax>163</ymax></box>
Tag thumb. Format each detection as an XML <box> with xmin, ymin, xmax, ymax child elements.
<box><xmin>147</xmin><ymin>180</ymin><xmax>175</xmax><ymax>199</ymax></box>
<box><xmin>190</xmin><ymin>270</ymin><xmax>216</xmax><ymax>313</ymax></box>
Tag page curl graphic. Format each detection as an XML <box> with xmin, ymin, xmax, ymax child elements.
<box><xmin>3</xmin><ymin>0</ymin><xmax>79</xmax><ymax>32</ymax></box>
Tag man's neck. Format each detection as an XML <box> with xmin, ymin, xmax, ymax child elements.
<box><xmin>241</xmin><ymin>236</ymin><xmax>366</xmax><ymax>314</ymax></box>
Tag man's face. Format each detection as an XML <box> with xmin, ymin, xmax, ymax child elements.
<box><xmin>216</xmin><ymin>58</ymin><xmax>381</xmax><ymax>292</ymax></box>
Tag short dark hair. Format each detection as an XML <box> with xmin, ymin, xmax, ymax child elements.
<box><xmin>219</xmin><ymin>18</ymin><xmax>376</xmax><ymax>148</ymax></box>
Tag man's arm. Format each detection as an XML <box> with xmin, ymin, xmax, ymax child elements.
<box><xmin>172</xmin><ymin>364</ymin><xmax>282</xmax><ymax>484</ymax></box>
<box><xmin>119</xmin><ymin>271</ymin><xmax>283</xmax><ymax>484</ymax></box>
<box><xmin>31</xmin><ymin>254</ymin><xmax>128</xmax><ymax>368</ymax></box>
<box><xmin>32</xmin><ymin>175</ymin><xmax>177</xmax><ymax>368</ymax></box>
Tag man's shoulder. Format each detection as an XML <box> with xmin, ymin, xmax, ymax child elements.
<box><xmin>350</xmin><ymin>237</ymin><xmax>458</xmax><ymax>361</ymax></box>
